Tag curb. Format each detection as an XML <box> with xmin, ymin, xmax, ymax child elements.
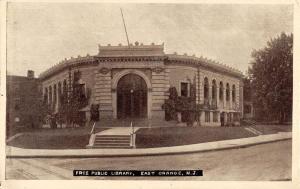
<box><xmin>6</xmin><ymin>133</ymin><xmax>292</xmax><ymax>158</ymax></box>
<box><xmin>6</xmin><ymin>133</ymin><xmax>24</xmax><ymax>143</ymax></box>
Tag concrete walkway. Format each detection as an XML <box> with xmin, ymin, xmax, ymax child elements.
<box><xmin>6</xmin><ymin>132</ymin><xmax>292</xmax><ymax>158</ymax></box>
<box><xmin>95</xmin><ymin>127</ymin><xmax>140</xmax><ymax>136</ymax></box>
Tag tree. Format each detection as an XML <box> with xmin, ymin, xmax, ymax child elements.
<box><xmin>248</xmin><ymin>32</ymin><xmax>293</xmax><ymax>123</ymax></box>
<box><xmin>162</xmin><ymin>82</ymin><xmax>197</xmax><ymax>126</ymax></box>
<box><xmin>55</xmin><ymin>70</ymin><xmax>91</xmax><ymax>127</ymax></box>
<box><xmin>68</xmin><ymin>70</ymin><xmax>90</xmax><ymax>126</ymax></box>
<box><xmin>243</xmin><ymin>77</ymin><xmax>252</xmax><ymax>102</ymax></box>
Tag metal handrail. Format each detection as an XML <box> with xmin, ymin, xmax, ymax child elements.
<box><xmin>90</xmin><ymin>122</ymin><xmax>96</xmax><ymax>135</ymax></box>
<box><xmin>131</xmin><ymin>121</ymin><xmax>134</xmax><ymax>135</ymax></box>
<box><xmin>130</xmin><ymin>121</ymin><xmax>136</xmax><ymax>148</ymax></box>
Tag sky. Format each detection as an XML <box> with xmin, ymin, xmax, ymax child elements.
<box><xmin>6</xmin><ymin>3</ymin><xmax>293</xmax><ymax>76</ymax></box>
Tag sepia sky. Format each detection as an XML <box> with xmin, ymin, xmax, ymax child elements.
<box><xmin>6</xmin><ymin>3</ymin><xmax>293</xmax><ymax>76</ymax></box>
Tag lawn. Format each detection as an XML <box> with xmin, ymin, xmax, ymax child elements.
<box><xmin>135</xmin><ymin>126</ymin><xmax>257</xmax><ymax>148</ymax></box>
<box><xmin>250</xmin><ymin>124</ymin><xmax>292</xmax><ymax>135</ymax></box>
<box><xmin>7</xmin><ymin>127</ymin><xmax>106</xmax><ymax>149</ymax></box>
<box><xmin>7</xmin><ymin>124</ymin><xmax>292</xmax><ymax>149</ymax></box>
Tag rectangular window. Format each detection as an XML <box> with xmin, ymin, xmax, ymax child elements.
<box><xmin>79</xmin><ymin>84</ymin><xmax>86</xmax><ymax>97</ymax></box>
<box><xmin>244</xmin><ymin>105</ymin><xmax>251</xmax><ymax>114</ymax></box>
<box><xmin>181</xmin><ymin>82</ymin><xmax>188</xmax><ymax>97</ymax></box>
<box><xmin>213</xmin><ymin>112</ymin><xmax>218</xmax><ymax>122</ymax></box>
<box><xmin>205</xmin><ymin>111</ymin><xmax>210</xmax><ymax>122</ymax></box>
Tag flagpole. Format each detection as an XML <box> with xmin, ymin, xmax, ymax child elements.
<box><xmin>120</xmin><ymin>8</ymin><xmax>130</xmax><ymax>47</ymax></box>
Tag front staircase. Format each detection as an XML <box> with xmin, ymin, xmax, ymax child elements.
<box><xmin>87</xmin><ymin>123</ymin><xmax>137</xmax><ymax>149</ymax></box>
<box><xmin>87</xmin><ymin>119</ymin><xmax>174</xmax><ymax>149</ymax></box>
<box><xmin>93</xmin><ymin>135</ymin><xmax>132</xmax><ymax>149</ymax></box>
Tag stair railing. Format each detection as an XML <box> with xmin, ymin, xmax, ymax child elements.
<box><xmin>90</xmin><ymin>122</ymin><xmax>96</xmax><ymax>135</ymax></box>
<box><xmin>130</xmin><ymin>121</ymin><xmax>136</xmax><ymax>148</ymax></box>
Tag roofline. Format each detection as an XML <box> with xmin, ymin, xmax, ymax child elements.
<box><xmin>39</xmin><ymin>54</ymin><xmax>244</xmax><ymax>80</ymax></box>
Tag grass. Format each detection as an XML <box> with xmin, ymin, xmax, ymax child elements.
<box><xmin>135</xmin><ymin>126</ymin><xmax>257</xmax><ymax>148</ymax></box>
<box><xmin>7</xmin><ymin>127</ymin><xmax>107</xmax><ymax>149</ymax></box>
<box><xmin>7</xmin><ymin>123</ymin><xmax>292</xmax><ymax>149</ymax></box>
<box><xmin>249</xmin><ymin>124</ymin><xmax>292</xmax><ymax>135</ymax></box>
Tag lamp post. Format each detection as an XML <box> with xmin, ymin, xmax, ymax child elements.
<box><xmin>130</xmin><ymin>89</ymin><xmax>134</xmax><ymax>118</ymax></box>
<box><xmin>130</xmin><ymin>89</ymin><xmax>135</xmax><ymax>148</ymax></box>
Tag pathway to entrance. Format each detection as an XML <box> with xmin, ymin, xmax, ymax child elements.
<box><xmin>95</xmin><ymin>118</ymin><xmax>177</xmax><ymax>128</ymax></box>
<box><xmin>95</xmin><ymin>127</ymin><xmax>140</xmax><ymax>136</ymax></box>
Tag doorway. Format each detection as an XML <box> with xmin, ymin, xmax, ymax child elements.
<box><xmin>117</xmin><ymin>74</ymin><xmax>147</xmax><ymax>119</ymax></box>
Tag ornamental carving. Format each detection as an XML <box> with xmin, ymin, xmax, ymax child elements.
<box><xmin>99</xmin><ymin>67</ymin><xmax>110</xmax><ymax>75</ymax></box>
<box><xmin>152</xmin><ymin>67</ymin><xmax>164</xmax><ymax>74</ymax></box>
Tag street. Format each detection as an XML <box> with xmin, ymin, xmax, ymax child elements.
<box><xmin>6</xmin><ymin>140</ymin><xmax>291</xmax><ymax>180</ymax></box>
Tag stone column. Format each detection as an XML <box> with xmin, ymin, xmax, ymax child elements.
<box><xmin>94</xmin><ymin>67</ymin><xmax>113</xmax><ymax>119</ymax></box>
<box><xmin>57</xmin><ymin>83</ymin><xmax>61</xmax><ymax>112</ymax></box>
<box><xmin>229</xmin><ymin>88</ymin><xmax>232</xmax><ymax>110</ymax></box>
<box><xmin>216</xmin><ymin>86</ymin><xmax>219</xmax><ymax>108</ymax></box>
<box><xmin>56</xmin><ymin>84</ymin><xmax>59</xmax><ymax>113</ymax></box>
<box><xmin>223</xmin><ymin>87</ymin><xmax>226</xmax><ymax>110</ymax></box>
<box><xmin>51</xmin><ymin>86</ymin><xmax>54</xmax><ymax>109</ymax></box>
<box><xmin>196</xmin><ymin>68</ymin><xmax>200</xmax><ymax>104</ymax></box>
<box><xmin>151</xmin><ymin>68</ymin><xmax>166</xmax><ymax>120</ymax></box>
<box><xmin>239</xmin><ymin>81</ymin><xmax>244</xmax><ymax>118</ymax></box>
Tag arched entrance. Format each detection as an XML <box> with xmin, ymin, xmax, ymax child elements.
<box><xmin>117</xmin><ymin>74</ymin><xmax>147</xmax><ymax>119</ymax></box>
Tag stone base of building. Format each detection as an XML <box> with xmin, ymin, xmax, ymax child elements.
<box><xmin>200</xmin><ymin>122</ymin><xmax>221</xmax><ymax>127</ymax></box>
<box><xmin>151</xmin><ymin>110</ymin><xmax>165</xmax><ymax>120</ymax></box>
<box><xmin>99</xmin><ymin>110</ymin><xmax>113</xmax><ymax>120</ymax></box>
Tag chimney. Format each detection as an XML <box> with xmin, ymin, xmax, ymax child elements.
<box><xmin>27</xmin><ymin>70</ymin><xmax>34</xmax><ymax>78</ymax></box>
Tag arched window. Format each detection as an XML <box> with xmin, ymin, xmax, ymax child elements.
<box><xmin>49</xmin><ymin>86</ymin><xmax>52</xmax><ymax>104</ymax></box>
<box><xmin>219</xmin><ymin>82</ymin><xmax>224</xmax><ymax>100</ymax></box>
<box><xmin>212</xmin><ymin>79</ymin><xmax>217</xmax><ymax>100</ymax></box>
<box><xmin>232</xmin><ymin>84</ymin><xmax>236</xmax><ymax>102</ymax></box>
<box><xmin>226</xmin><ymin>83</ymin><xmax>230</xmax><ymax>101</ymax></box>
<box><xmin>63</xmin><ymin>79</ymin><xmax>67</xmax><ymax>94</ymax></box>
<box><xmin>58</xmin><ymin>82</ymin><xmax>62</xmax><ymax>96</ymax></box>
<box><xmin>44</xmin><ymin>88</ymin><xmax>48</xmax><ymax>104</ymax></box>
<box><xmin>53</xmin><ymin>84</ymin><xmax>57</xmax><ymax>103</ymax></box>
<box><xmin>204</xmin><ymin>77</ymin><xmax>209</xmax><ymax>99</ymax></box>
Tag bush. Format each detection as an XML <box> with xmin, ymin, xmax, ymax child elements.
<box><xmin>162</xmin><ymin>87</ymin><xmax>198</xmax><ymax>126</ymax></box>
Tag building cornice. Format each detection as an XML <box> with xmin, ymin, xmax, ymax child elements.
<box><xmin>39</xmin><ymin>44</ymin><xmax>244</xmax><ymax>80</ymax></box>
<box><xmin>39</xmin><ymin>55</ymin><xmax>96</xmax><ymax>80</ymax></box>
<box><xmin>166</xmin><ymin>53</ymin><xmax>244</xmax><ymax>78</ymax></box>
<box><xmin>96</xmin><ymin>56</ymin><xmax>166</xmax><ymax>62</ymax></box>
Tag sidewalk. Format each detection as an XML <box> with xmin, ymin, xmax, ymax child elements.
<box><xmin>6</xmin><ymin>132</ymin><xmax>292</xmax><ymax>158</ymax></box>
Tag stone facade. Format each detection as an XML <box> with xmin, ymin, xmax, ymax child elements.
<box><xmin>39</xmin><ymin>42</ymin><xmax>244</xmax><ymax>126</ymax></box>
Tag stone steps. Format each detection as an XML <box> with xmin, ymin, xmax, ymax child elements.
<box><xmin>92</xmin><ymin>135</ymin><xmax>132</xmax><ymax>149</ymax></box>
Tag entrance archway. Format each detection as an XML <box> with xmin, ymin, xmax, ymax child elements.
<box><xmin>117</xmin><ymin>74</ymin><xmax>147</xmax><ymax>119</ymax></box>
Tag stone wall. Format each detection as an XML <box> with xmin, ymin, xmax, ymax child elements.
<box><xmin>167</xmin><ymin>63</ymin><xmax>242</xmax><ymax>127</ymax></box>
